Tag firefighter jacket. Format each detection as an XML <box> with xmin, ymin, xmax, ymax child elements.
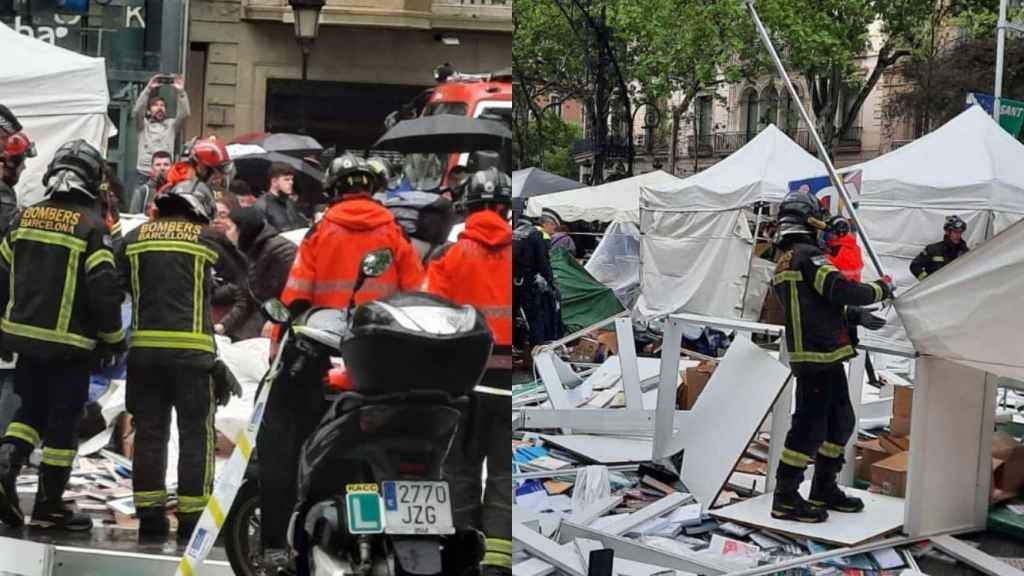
<box><xmin>427</xmin><ymin>209</ymin><xmax>512</xmax><ymax>349</ymax></box>
<box><xmin>512</xmin><ymin>222</ymin><xmax>553</xmax><ymax>288</ymax></box>
<box><xmin>773</xmin><ymin>239</ymin><xmax>887</xmax><ymax>375</ymax></box>
<box><xmin>909</xmin><ymin>239</ymin><xmax>968</xmax><ymax>280</ymax></box>
<box><xmin>281</xmin><ymin>195</ymin><xmax>424</xmax><ymax>309</ymax></box>
<box><xmin>0</xmin><ymin>199</ymin><xmax>125</xmax><ymax>360</ymax></box>
<box><xmin>117</xmin><ymin>217</ymin><xmax>220</xmax><ymax>369</ymax></box>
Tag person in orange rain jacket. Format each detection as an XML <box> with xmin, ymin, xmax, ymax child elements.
<box><xmin>425</xmin><ymin>168</ymin><xmax>512</xmax><ymax>576</ymax></box>
<box><xmin>258</xmin><ymin>152</ymin><xmax>423</xmax><ymax>558</ymax></box>
<box><xmin>826</xmin><ymin>225</ymin><xmax>864</xmax><ymax>281</ymax></box>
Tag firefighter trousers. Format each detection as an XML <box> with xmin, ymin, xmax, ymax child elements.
<box><xmin>1</xmin><ymin>357</ymin><xmax>90</xmax><ymax>476</ymax></box>
<box><xmin>777</xmin><ymin>362</ymin><xmax>855</xmax><ymax>489</ymax></box>
<box><xmin>445</xmin><ymin>369</ymin><xmax>512</xmax><ymax>570</ymax></box>
<box><xmin>127</xmin><ymin>362</ymin><xmax>215</xmax><ymax>520</ymax></box>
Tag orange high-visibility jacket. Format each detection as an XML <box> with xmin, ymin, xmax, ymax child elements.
<box><xmin>426</xmin><ymin>209</ymin><xmax>512</xmax><ymax>346</ymax></box>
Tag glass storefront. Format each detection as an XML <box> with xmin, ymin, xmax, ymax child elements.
<box><xmin>1</xmin><ymin>0</ymin><xmax>183</xmax><ymax>185</ymax></box>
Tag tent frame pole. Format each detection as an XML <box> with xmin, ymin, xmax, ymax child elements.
<box><xmin>745</xmin><ymin>0</ymin><xmax>887</xmax><ymax>280</ymax></box>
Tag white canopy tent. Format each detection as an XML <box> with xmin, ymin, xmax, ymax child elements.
<box><xmin>524</xmin><ymin>170</ymin><xmax>682</xmax><ymax>223</ymax></box>
<box><xmin>0</xmin><ymin>22</ymin><xmax>113</xmax><ymax>207</ymax></box>
<box><xmin>635</xmin><ymin>125</ymin><xmax>825</xmax><ymax>319</ymax></box>
<box><xmin>838</xmin><ymin>105</ymin><xmax>1024</xmax><ymax>354</ymax></box>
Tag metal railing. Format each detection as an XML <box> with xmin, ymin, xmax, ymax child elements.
<box><xmin>675</xmin><ymin>126</ymin><xmax>863</xmax><ymax>159</ymax></box>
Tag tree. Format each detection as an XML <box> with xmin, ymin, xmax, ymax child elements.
<box><xmin>514</xmin><ymin>111</ymin><xmax>585</xmax><ymax>179</ymax></box>
<box><xmin>756</xmin><ymin>0</ymin><xmax>941</xmax><ymax>159</ymax></box>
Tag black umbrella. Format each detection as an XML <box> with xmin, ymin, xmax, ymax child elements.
<box><xmin>512</xmin><ymin>168</ymin><xmax>584</xmax><ymax>212</ymax></box>
<box><xmin>231</xmin><ymin>151</ymin><xmax>326</xmax><ymax>206</ymax></box>
<box><xmin>249</xmin><ymin>133</ymin><xmax>323</xmax><ymax>158</ymax></box>
<box><xmin>373</xmin><ymin>116</ymin><xmax>511</xmax><ymax>153</ymax></box>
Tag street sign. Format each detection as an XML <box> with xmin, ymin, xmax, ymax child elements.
<box><xmin>967</xmin><ymin>92</ymin><xmax>1024</xmax><ymax>137</ymax></box>
<box><xmin>346</xmin><ymin>492</ymin><xmax>385</xmax><ymax>534</ymax></box>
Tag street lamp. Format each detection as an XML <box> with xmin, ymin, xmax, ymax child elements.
<box><xmin>288</xmin><ymin>0</ymin><xmax>325</xmax><ymax>134</ymax></box>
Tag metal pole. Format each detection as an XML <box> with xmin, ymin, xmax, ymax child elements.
<box><xmin>745</xmin><ymin>0</ymin><xmax>888</xmax><ymax>281</ymax></box>
<box><xmin>996</xmin><ymin>0</ymin><xmax>1009</xmax><ymax>124</ymax></box>
<box><xmin>300</xmin><ymin>44</ymin><xmax>310</xmax><ymax>134</ymax></box>
<box><xmin>738</xmin><ymin>207</ymin><xmax>764</xmax><ymax>319</ymax></box>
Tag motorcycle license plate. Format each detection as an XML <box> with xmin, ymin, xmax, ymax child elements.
<box><xmin>381</xmin><ymin>481</ymin><xmax>454</xmax><ymax>535</ymax></box>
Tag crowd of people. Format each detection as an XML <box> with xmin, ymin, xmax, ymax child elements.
<box><xmin>0</xmin><ymin>87</ymin><xmax>513</xmax><ymax>575</ymax></box>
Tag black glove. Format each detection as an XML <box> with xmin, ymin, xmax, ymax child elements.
<box><xmin>872</xmin><ymin>277</ymin><xmax>895</xmax><ymax>301</ymax></box>
<box><xmin>848</xmin><ymin>306</ymin><xmax>886</xmax><ymax>331</ymax></box>
<box><xmin>96</xmin><ymin>339</ymin><xmax>127</xmax><ymax>370</ymax></box>
<box><xmin>0</xmin><ymin>346</ymin><xmax>12</xmax><ymax>363</ymax></box>
<box><xmin>212</xmin><ymin>359</ymin><xmax>242</xmax><ymax>407</ymax></box>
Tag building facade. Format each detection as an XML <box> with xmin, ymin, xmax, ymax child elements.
<box><xmin>186</xmin><ymin>0</ymin><xmax>511</xmax><ymax>153</ymax></box>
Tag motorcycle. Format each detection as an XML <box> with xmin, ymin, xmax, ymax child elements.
<box><xmin>224</xmin><ymin>249</ymin><xmax>398</xmax><ymax>576</ymax></box>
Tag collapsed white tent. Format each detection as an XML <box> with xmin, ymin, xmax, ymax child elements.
<box><xmin>0</xmin><ymin>21</ymin><xmax>113</xmax><ymax>207</ymax></box>
<box><xmin>636</xmin><ymin>125</ymin><xmax>825</xmax><ymax>319</ymax></box>
<box><xmin>896</xmin><ymin>217</ymin><xmax>1024</xmax><ymax>380</ymax></box>
<box><xmin>839</xmin><ymin>105</ymin><xmax>1024</xmax><ymax>354</ymax></box>
<box><xmin>524</xmin><ymin>170</ymin><xmax>682</xmax><ymax>223</ymax></box>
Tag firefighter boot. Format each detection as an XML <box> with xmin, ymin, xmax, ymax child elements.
<box><xmin>177</xmin><ymin>512</ymin><xmax>201</xmax><ymax>547</ymax></box>
<box><xmin>810</xmin><ymin>454</ymin><xmax>865</xmax><ymax>513</ymax></box>
<box><xmin>137</xmin><ymin>508</ymin><xmax>170</xmax><ymax>544</ymax></box>
<box><xmin>771</xmin><ymin>462</ymin><xmax>828</xmax><ymax>523</ymax></box>
<box><xmin>29</xmin><ymin>464</ymin><xmax>92</xmax><ymax>531</ymax></box>
<box><xmin>0</xmin><ymin>441</ymin><xmax>27</xmax><ymax>528</ymax></box>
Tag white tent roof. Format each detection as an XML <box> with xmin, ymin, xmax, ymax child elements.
<box><xmin>843</xmin><ymin>105</ymin><xmax>1024</xmax><ymax>214</ymax></box>
<box><xmin>524</xmin><ymin>170</ymin><xmax>682</xmax><ymax>223</ymax></box>
<box><xmin>0</xmin><ymin>22</ymin><xmax>109</xmax><ymax>117</ymax></box>
<box><xmin>897</xmin><ymin>217</ymin><xmax>1024</xmax><ymax>380</ymax></box>
<box><xmin>642</xmin><ymin>124</ymin><xmax>825</xmax><ymax>212</ymax></box>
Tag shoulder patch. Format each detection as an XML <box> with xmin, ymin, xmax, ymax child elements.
<box><xmin>101</xmin><ymin>235</ymin><xmax>113</xmax><ymax>248</ymax></box>
<box><xmin>810</xmin><ymin>255</ymin><xmax>830</xmax><ymax>266</ymax></box>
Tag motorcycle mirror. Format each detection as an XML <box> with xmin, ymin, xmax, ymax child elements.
<box><xmin>261</xmin><ymin>299</ymin><xmax>291</xmax><ymax>325</ymax></box>
<box><xmin>360</xmin><ymin>249</ymin><xmax>394</xmax><ymax>279</ymax></box>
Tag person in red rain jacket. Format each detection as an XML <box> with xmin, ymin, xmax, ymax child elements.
<box><xmin>826</xmin><ymin>225</ymin><xmax>863</xmax><ymax>281</ymax></box>
<box><xmin>425</xmin><ymin>168</ymin><xmax>512</xmax><ymax>576</ymax></box>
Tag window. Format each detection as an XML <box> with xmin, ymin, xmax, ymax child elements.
<box><xmin>743</xmin><ymin>89</ymin><xmax>758</xmax><ymax>141</ymax></box>
<box><xmin>423</xmin><ymin>101</ymin><xmax>469</xmax><ymax>116</ymax></box>
<box><xmin>760</xmin><ymin>86</ymin><xmax>779</xmax><ymax>129</ymax></box>
<box><xmin>697</xmin><ymin>96</ymin><xmax>713</xmax><ymax>147</ymax></box>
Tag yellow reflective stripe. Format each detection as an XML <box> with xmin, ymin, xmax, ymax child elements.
<box><xmin>130</xmin><ymin>330</ymin><xmax>215</xmax><ymax>353</ymax></box>
<box><xmin>193</xmin><ymin>255</ymin><xmax>202</xmax><ymax>334</ymax></box>
<box><xmin>41</xmin><ymin>447</ymin><xmax>76</xmax><ymax>467</ymax></box>
<box><xmin>134</xmin><ymin>490</ymin><xmax>168</xmax><ymax>508</ymax></box>
<box><xmin>4</xmin><ymin>242</ymin><xmax>12</xmax><ymax>320</ymax></box>
<box><xmin>789</xmin><ymin>345</ymin><xmax>856</xmax><ymax>364</ymax></box>
<box><xmin>483</xmin><ymin>552</ymin><xmax>513</xmax><ymax>569</ymax></box>
<box><xmin>486</xmin><ymin>538</ymin><xmax>513</xmax><ymax>555</ymax></box>
<box><xmin>773</xmin><ymin>271</ymin><xmax>802</xmax><ymax>285</ymax></box>
<box><xmin>180</xmin><ymin>558</ymin><xmax>194</xmax><ymax>576</ymax></box>
<box><xmin>0</xmin><ymin>238</ymin><xmax>11</xmax><ymax>265</ymax></box>
<box><xmin>129</xmin><ymin>254</ymin><xmax>140</xmax><ymax>329</ymax></box>
<box><xmin>12</xmin><ymin>228</ymin><xmax>86</xmax><ymax>252</ymax></box>
<box><xmin>111</xmin><ymin>221</ymin><xmax>122</xmax><ymax>235</ymax></box>
<box><xmin>205</xmin><ymin>379</ymin><xmax>214</xmax><ymax>497</ymax></box>
<box><xmin>819</xmin><ymin>442</ymin><xmax>845</xmax><ymax>459</ymax></box>
<box><xmin>931</xmin><ymin>256</ymin><xmax>944</xmax><ymax>262</ymax></box>
<box><xmin>781</xmin><ymin>448</ymin><xmax>812</xmax><ymax>468</ymax></box>
<box><xmin>85</xmin><ymin>249</ymin><xmax>115</xmax><ymax>272</ymax></box>
<box><xmin>178</xmin><ymin>495</ymin><xmax>210</xmax><ymax>514</ymax></box>
<box><xmin>126</xmin><ymin>240</ymin><xmax>218</xmax><ymax>264</ymax></box>
<box><xmin>56</xmin><ymin>249</ymin><xmax>80</xmax><ymax>333</ymax></box>
<box><xmin>98</xmin><ymin>326</ymin><xmax>126</xmax><ymax>344</ymax></box>
<box><xmin>813</xmin><ymin>264</ymin><xmax>838</xmax><ymax>295</ymax></box>
<box><xmin>916</xmin><ymin>271</ymin><xmax>928</xmax><ymax>281</ymax></box>
<box><xmin>5</xmin><ymin>422</ymin><xmax>40</xmax><ymax>446</ymax></box>
<box><xmin>209</xmin><ymin>497</ymin><xmax>225</xmax><ymax>528</ymax></box>
<box><xmin>788</xmin><ymin>279</ymin><xmax>803</xmax><ymax>355</ymax></box>
<box><xmin>1</xmin><ymin>319</ymin><xmax>96</xmax><ymax>350</ymax></box>
<box><xmin>237</xmin><ymin>431</ymin><xmax>252</xmax><ymax>460</ymax></box>
<box><xmin>871</xmin><ymin>282</ymin><xmax>883</xmax><ymax>302</ymax></box>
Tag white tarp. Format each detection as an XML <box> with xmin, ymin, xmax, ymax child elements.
<box><xmin>584</xmin><ymin>220</ymin><xmax>641</xmax><ymax>308</ymax></box>
<box><xmin>0</xmin><ymin>21</ymin><xmax>112</xmax><ymax>207</ymax></box>
<box><xmin>524</xmin><ymin>170</ymin><xmax>683</xmax><ymax>223</ymax></box>
<box><xmin>896</xmin><ymin>217</ymin><xmax>1024</xmax><ymax>380</ymax></box>
<box><xmin>636</xmin><ymin>126</ymin><xmax>824</xmax><ymax>319</ymax></box>
<box><xmin>838</xmin><ymin>106</ymin><xmax>1024</xmax><ymax>354</ymax></box>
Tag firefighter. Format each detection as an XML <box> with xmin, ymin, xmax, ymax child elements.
<box><xmin>909</xmin><ymin>215</ymin><xmax>969</xmax><ymax>281</ymax></box>
<box><xmin>425</xmin><ymin>168</ymin><xmax>512</xmax><ymax>576</ymax></box>
<box><xmin>0</xmin><ymin>140</ymin><xmax>126</xmax><ymax>531</ymax></box>
<box><xmin>145</xmin><ymin>136</ymin><xmax>232</xmax><ymax>215</ymax></box>
<box><xmin>512</xmin><ymin>213</ymin><xmax>557</xmax><ymax>358</ymax></box>
<box><xmin>118</xmin><ymin>178</ymin><xmax>241</xmax><ymax>544</ymax></box>
<box><xmin>259</xmin><ymin>152</ymin><xmax>424</xmax><ymax>557</ymax></box>
<box><xmin>771</xmin><ymin>190</ymin><xmax>893</xmax><ymax>523</ymax></box>
<box><xmin>1</xmin><ymin>131</ymin><xmax>36</xmax><ymax>229</ymax></box>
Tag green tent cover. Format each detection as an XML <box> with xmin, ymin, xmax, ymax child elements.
<box><xmin>550</xmin><ymin>247</ymin><xmax>624</xmax><ymax>333</ymax></box>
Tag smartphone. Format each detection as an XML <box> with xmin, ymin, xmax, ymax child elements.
<box><xmin>156</xmin><ymin>75</ymin><xmax>176</xmax><ymax>85</ymax></box>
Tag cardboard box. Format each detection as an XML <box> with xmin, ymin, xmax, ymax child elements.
<box><xmin>995</xmin><ymin>445</ymin><xmax>1024</xmax><ymax>493</ymax></box>
<box><xmin>856</xmin><ymin>439</ymin><xmax>889</xmax><ymax>482</ymax></box>
<box><xmin>992</xmin><ymin>431</ymin><xmax>1020</xmax><ymax>461</ymax></box>
<box><xmin>879</xmin><ymin>434</ymin><xmax>910</xmax><ymax>455</ymax></box>
<box><xmin>570</xmin><ymin>338</ymin><xmax>602</xmax><ymax>363</ymax></box>
<box><xmin>679</xmin><ymin>360</ymin><xmax>716</xmax><ymax>409</ymax></box>
<box><xmin>871</xmin><ymin>451</ymin><xmax>909</xmax><ymax>497</ymax></box>
<box><xmin>891</xmin><ymin>385</ymin><xmax>913</xmax><ymax>437</ymax></box>
<box><xmin>596</xmin><ymin>330</ymin><xmax>618</xmax><ymax>356</ymax></box>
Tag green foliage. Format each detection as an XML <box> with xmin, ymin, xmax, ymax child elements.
<box><xmin>515</xmin><ymin>111</ymin><xmax>584</xmax><ymax>179</ymax></box>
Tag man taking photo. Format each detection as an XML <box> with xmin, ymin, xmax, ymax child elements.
<box><xmin>132</xmin><ymin>74</ymin><xmax>190</xmax><ymax>189</ymax></box>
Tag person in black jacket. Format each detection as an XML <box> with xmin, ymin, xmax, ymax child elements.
<box><xmin>909</xmin><ymin>215</ymin><xmax>969</xmax><ymax>281</ymax></box>
<box><xmin>0</xmin><ymin>140</ymin><xmax>126</xmax><ymax>531</ymax></box>
<box><xmin>513</xmin><ymin>214</ymin><xmax>558</xmax><ymax>355</ymax></box>
<box><xmin>0</xmin><ymin>131</ymin><xmax>35</xmax><ymax>232</ymax></box>
<box><xmin>770</xmin><ymin>190</ymin><xmax>894</xmax><ymax>523</ymax></box>
<box><xmin>229</xmin><ymin>207</ymin><xmax>297</xmax><ymax>307</ymax></box>
<box><xmin>117</xmin><ymin>178</ymin><xmax>241</xmax><ymax>544</ymax></box>
<box><xmin>255</xmin><ymin>162</ymin><xmax>308</xmax><ymax>232</ymax></box>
